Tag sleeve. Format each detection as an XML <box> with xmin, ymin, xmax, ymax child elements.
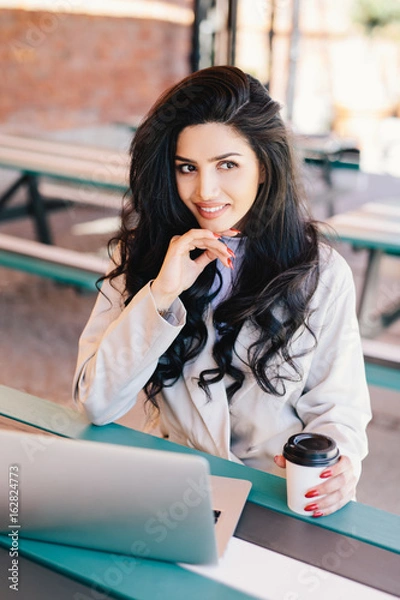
<box><xmin>72</xmin><ymin>264</ymin><xmax>187</xmax><ymax>425</ymax></box>
<box><xmin>293</xmin><ymin>251</ymin><xmax>372</xmax><ymax>483</ymax></box>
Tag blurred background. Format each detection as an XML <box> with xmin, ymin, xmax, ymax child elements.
<box><xmin>0</xmin><ymin>0</ymin><xmax>399</xmax><ymax>514</ymax></box>
<box><xmin>1</xmin><ymin>0</ymin><xmax>400</xmax><ymax>171</ymax></box>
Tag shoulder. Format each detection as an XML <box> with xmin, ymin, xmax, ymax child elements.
<box><xmin>318</xmin><ymin>242</ymin><xmax>353</xmax><ymax>284</ymax></box>
<box><xmin>315</xmin><ymin>242</ymin><xmax>355</xmax><ymax>301</ymax></box>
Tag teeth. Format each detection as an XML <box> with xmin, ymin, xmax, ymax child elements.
<box><xmin>200</xmin><ymin>205</ymin><xmax>225</xmax><ymax>213</ymax></box>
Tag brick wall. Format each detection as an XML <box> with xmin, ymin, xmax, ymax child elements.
<box><xmin>0</xmin><ymin>8</ymin><xmax>191</xmax><ymax>132</ymax></box>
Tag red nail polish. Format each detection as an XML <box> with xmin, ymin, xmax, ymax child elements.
<box><xmin>227</xmin><ymin>248</ymin><xmax>236</xmax><ymax>257</ymax></box>
<box><xmin>227</xmin><ymin>258</ymin><xmax>234</xmax><ymax>269</ymax></box>
<box><xmin>320</xmin><ymin>470</ymin><xmax>332</xmax><ymax>479</ymax></box>
<box><xmin>305</xmin><ymin>489</ymin><xmax>319</xmax><ymax>499</ymax></box>
<box><xmin>213</xmin><ymin>233</ymin><xmax>222</xmax><ymax>239</ymax></box>
<box><xmin>230</xmin><ymin>228</ymin><xmax>242</xmax><ymax>234</ymax></box>
<box><xmin>312</xmin><ymin>511</ymin><xmax>324</xmax><ymax>518</ymax></box>
<box><xmin>304</xmin><ymin>503</ymin><xmax>319</xmax><ymax>512</ymax></box>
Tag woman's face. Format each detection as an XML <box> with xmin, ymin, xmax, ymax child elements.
<box><xmin>175</xmin><ymin>122</ymin><xmax>263</xmax><ymax>233</ymax></box>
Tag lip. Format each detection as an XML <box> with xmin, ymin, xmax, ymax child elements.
<box><xmin>195</xmin><ymin>203</ymin><xmax>230</xmax><ymax>220</ymax></box>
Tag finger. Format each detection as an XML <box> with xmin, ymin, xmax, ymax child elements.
<box><xmin>193</xmin><ymin>250</ymin><xmax>218</xmax><ymax>272</ymax></box>
<box><xmin>180</xmin><ymin>237</ymin><xmax>235</xmax><ymax>268</ymax></box>
<box><xmin>305</xmin><ymin>456</ymin><xmax>352</xmax><ymax>498</ymax></box>
<box><xmin>168</xmin><ymin>229</ymin><xmax>236</xmax><ymax>269</ymax></box>
<box><xmin>304</xmin><ymin>456</ymin><xmax>356</xmax><ymax>517</ymax></box>
<box><xmin>305</xmin><ymin>477</ymin><xmax>356</xmax><ymax>517</ymax></box>
<box><xmin>197</xmin><ymin>249</ymin><xmax>234</xmax><ymax>271</ymax></box>
<box><xmin>175</xmin><ymin>228</ymin><xmax>237</xmax><ymax>251</ymax></box>
<box><xmin>274</xmin><ymin>455</ymin><xmax>286</xmax><ymax>469</ymax></box>
<box><xmin>215</xmin><ymin>228</ymin><xmax>242</xmax><ymax>237</ymax></box>
<box><xmin>321</xmin><ymin>455</ymin><xmax>352</xmax><ymax>479</ymax></box>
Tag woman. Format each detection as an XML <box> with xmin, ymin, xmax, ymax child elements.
<box><xmin>73</xmin><ymin>66</ymin><xmax>371</xmax><ymax>517</ymax></box>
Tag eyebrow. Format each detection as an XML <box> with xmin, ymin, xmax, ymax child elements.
<box><xmin>175</xmin><ymin>152</ymin><xmax>242</xmax><ymax>164</ymax></box>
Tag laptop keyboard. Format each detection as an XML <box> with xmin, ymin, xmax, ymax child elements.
<box><xmin>213</xmin><ymin>510</ymin><xmax>222</xmax><ymax>524</ymax></box>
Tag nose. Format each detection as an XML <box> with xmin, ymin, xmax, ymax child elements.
<box><xmin>196</xmin><ymin>169</ymin><xmax>219</xmax><ymax>201</ymax></box>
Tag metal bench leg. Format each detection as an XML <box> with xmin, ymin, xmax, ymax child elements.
<box><xmin>0</xmin><ymin>174</ymin><xmax>29</xmax><ymax>209</ymax></box>
<box><xmin>321</xmin><ymin>159</ymin><xmax>336</xmax><ymax>218</ymax></box>
<box><xmin>26</xmin><ymin>175</ymin><xmax>53</xmax><ymax>244</ymax></box>
<box><xmin>357</xmin><ymin>249</ymin><xmax>383</xmax><ymax>338</ymax></box>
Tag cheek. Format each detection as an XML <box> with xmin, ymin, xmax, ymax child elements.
<box><xmin>230</xmin><ymin>177</ymin><xmax>259</xmax><ymax>208</ymax></box>
<box><xmin>229</xmin><ymin>168</ymin><xmax>259</xmax><ymax>192</ymax></box>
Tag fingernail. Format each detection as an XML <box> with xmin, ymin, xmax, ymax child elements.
<box><xmin>227</xmin><ymin>258</ymin><xmax>234</xmax><ymax>270</ymax></box>
<box><xmin>230</xmin><ymin>228</ymin><xmax>241</xmax><ymax>234</ymax></box>
<box><xmin>320</xmin><ymin>470</ymin><xmax>332</xmax><ymax>479</ymax></box>
<box><xmin>304</xmin><ymin>503</ymin><xmax>319</xmax><ymax>512</ymax></box>
<box><xmin>227</xmin><ymin>248</ymin><xmax>236</xmax><ymax>257</ymax></box>
<box><xmin>213</xmin><ymin>233</ymin><xmax>222</xmax><ymax>239</ymax></box>
<box><xmin>312</xmin><ymin>511</ymin><xmax>324</xmax><ymax>518</ymax></box>
<box><xmin>305</xmin><ymin>489</ymin><xmax>319</xmax><ymax>499</ymax></box>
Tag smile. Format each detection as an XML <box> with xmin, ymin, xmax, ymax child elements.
<box><xmin>195</xmin><ymin>204</ymin><xmax>229</xmax><ymax>220</ymax></box>
<box><xmin>200</xmin><ymin>205</ymin><xmax>226</xmax><ymax>213</ymax></box>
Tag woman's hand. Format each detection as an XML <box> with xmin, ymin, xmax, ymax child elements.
<box><xmin>151</xmin><ymin>228</ymin><xmax>238</xmax><ymax>311</ymax></box>
<box><xmin>274</xmin><ymin>454</ymin><xmax>357</xmax><ymax>517</ymax></box>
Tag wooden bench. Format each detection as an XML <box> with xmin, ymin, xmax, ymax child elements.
<box><xmin>322</xmin><ymin>198</ymin><xmax>400</xmax><ymax>338</ymax></box>
<box><xmin>0</xmin><ymin>132</ymin><xmax>128</xmax><ymax>244</ymax></box>
<box><xmin>0</xmin><ymin>232</ymin><xmax>109</xmax><ymax>291</ymax></box>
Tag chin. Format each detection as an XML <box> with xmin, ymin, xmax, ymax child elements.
<box><xmin>198</xmin><ymin>220</ymin><xmax>228</xmax><ymax>232</ymax></box>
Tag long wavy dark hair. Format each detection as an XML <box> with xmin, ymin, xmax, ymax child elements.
<box><xmin>106</xmin><ymin>65</ymin><xmax>321</xmax><ymax>407</ymax></box>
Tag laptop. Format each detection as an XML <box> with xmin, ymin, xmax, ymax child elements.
<box><xmin>0</xmin><ymin>431</ymin><xmax>251</xmax><ymax>564</ymax></box>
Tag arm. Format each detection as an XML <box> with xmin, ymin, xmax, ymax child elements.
<box><xmin>73</xmin><ymin>229</ymin><xmax>236</xmax><ymax>425</ymax></box>
<box><xmin>276</xmin><ymin>251</ymin><xmax>372</xmax><ymax>515</ymax></box>
<box><xmin>72</xmin><ymin>273</ymin><xmax>186</xmax><ymax>425</ymax></box>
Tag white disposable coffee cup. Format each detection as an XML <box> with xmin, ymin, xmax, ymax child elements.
<box><xmin>283</xmin><ymin>433</ymin><xmax>340</xmax><ymax>516</ymax></box>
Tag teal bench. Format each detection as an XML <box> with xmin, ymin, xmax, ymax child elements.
<box><xmin>363</xmin><ymin>339</ymin><xmax>400</xmax><ymax>392</ymax></box>
<box><xmin>0</xmin><ymin>232</ymin><xmax>108</xmax><ymax>291</ymax></box>
<box><xmin>365</xmin><ymin>361</ymin><xmax>400</xmax><ymax>392</ymax></box>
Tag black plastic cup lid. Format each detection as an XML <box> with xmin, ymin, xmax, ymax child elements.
<box><xmin>283</xmin><ymin>433</ymin><xmax>340</xmax><ymax>467</ymax></box>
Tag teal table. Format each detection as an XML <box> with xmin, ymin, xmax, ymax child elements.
<box><xmin>322</xmin><ymin>197</ymin><xmax>400</xmax><ymax>339</ymax></box>
<box><xmin>0</xmin><ymin>130</ymin><xmax>128</xmax><ymax>245</ymax></box>
<box><xmin>0</xmin><ymin>385</ymin><xmax>399</xmax><ymax>599</ymax></box>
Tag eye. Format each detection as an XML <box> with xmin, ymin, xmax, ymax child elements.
<box><xmin>176</xmin><ymin>163</ymin><xmax>196</xmax><ymax>174</ymax></box>
<box><xmin>219</xmin><ymin>160</ymin><xmax>238</xmax><ymax>170</ymax></box>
